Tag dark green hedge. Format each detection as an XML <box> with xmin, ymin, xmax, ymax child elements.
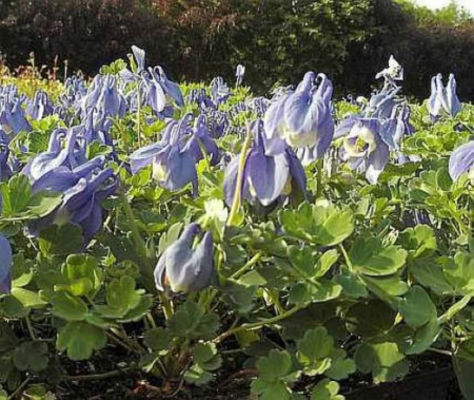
<box><xmin>0</xmin><ymin>0</ymin><xmax>473</xmax><ymax>100</ymax></box>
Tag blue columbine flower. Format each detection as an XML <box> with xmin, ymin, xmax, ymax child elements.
<box><xmin>0</xmin><ymin>130</ymin><xmax>13</xmax><ymax>181</ymax></box>
<box><xmin>264</xmin><ymin>72</ymin><xmax>334</xmax><ymax>157</ymax></box>
<box><xmin>0</xmin><ymin>233</ymin><xmax>12</xmax><ymax>294</ymax></box>
<box><xmin>449</xmin><ymin>141</ymin><xmax>474</xmax><ymax>182</ymax></box>
<box><xmin>0</xmin><ymin>97</ymin><xmax>31</xmax><ymax>136</ymax></box>
<box><xmin>129</xmin><ymin>118</ymin><xmax>199</xmax><ymax>196</ymax></box>
<box><xmin>210</xmin><ymin>77</ymin><xmax>231</xmax><ymax>105</ymax></box>
<box><xmin>27</xmin><ymin>155</ymin><xmax>117</xmax><ymax>243</ymax></box>
<box><xmin>338</xmin><ymin>117</ymin><xmax>392</xmax><ymax>184</ymax></box>
<box><xmin>223</xmin><ymin>120</ymin><xmax>306</xmax><ymax>207</ymax></box>
<box><xmin>23</xmin><ymin>128</ymin><xmax>87</xmax><ymax>181</ymax></box>
<box><xmin>26</xmin><ymin>90</ymin><xmax>54</xmax><ymax>120</ymax></box>
<box><xmin>428</xmin><ymin>73</ymin><xmax>462</xmax><ymax>119</ymax></box>
<box><xmin>154</xmin><ymin>223</ymin><xmax>214</xmax><ymax>293</ymax></box>
<box><xmin>183</xmin><ymin>114</ymin><xmax>220</xmax><ymax>165</ymax></box>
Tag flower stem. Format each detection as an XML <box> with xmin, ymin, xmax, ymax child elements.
<box><xmin>230</xmin><ymin>252</ymin><xmax>262</xmax><ymax>280</ymax></box>
<box><xmin>213</xmin><ymin>305</ymin><xmax>303</xmax><ymax>343</ymax></box>
<box><xmin>136</xmin><ymin>85</ymin><xmax>142</xmax><ymax>147</ymax></box>
<box><xmin>338</xmin><ymin>243</ymin><xmax>353</xmax><ymax>272</ymax></box>
<box><xmin>315</xmin><ymin>158</ymin><xmax>324</xmax><ymax>200</ymax></box>
<box><xmin>119</xmin><ymin>189</ymin><xmax>173</xmax><ymax>318</ymax></box>
<box><xmin>226</xmin><ymin>128</ymin><xmax>253</xmax><ymax>226</ymax></box>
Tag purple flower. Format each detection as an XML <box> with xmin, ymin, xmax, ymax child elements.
<box><xmin>210</xmin><ymin>77</ymin><xmax>231</xmax><ymax>105</ymax></box>
<box><xmin>338</xmin><ymin>118</ymin><xmax>391</xmax><ymax>184</ymax></box>
<box><xmin>264</xmin><ymin>72</ymin><xmax>334</xmax><ymax>154</ymax></box>
<box><xmin>0</xmin><ymin>130</ymin><xmax>13</xmax><ymax>181</ymax></box>
<box><xmin>154</xmin><ymin>223</ymin><xmax>214</xmax><ymax>293</ymax></box>
<box><xmin>449</xmin><ymin>141</ymin><xmax>474</xmax><ymax>182</ymax></box>
<box><xmin>26</xmin><ymin>90</ymin><xmax>54</xmax><ymax>120</ymax></box>
<box><xmin>28</xmin><ymin>156</ymin><xmax>117</xmax><ymax>243</ymax></box>
<box><xmin>0</xmin><ymin>97</ymin><xmax>31</xmax><ymax>136</ymax></box>
<box><xmin>428</xmin><ymin>73</ymin><xmax>461</xmax><ymax>119</ymax></box>
<box><xmin>183</xmin><ymin>114</ymin><xmax>220</xmax><ymax>165</ymax></box>
<box><xmin>129</xmin><ymin>118</ymin><xmax>199</xmax><ymax>196</ymax></box>
<box><xmin>224</xmin><ymin>120</ymin><xmax>306</xmax><ymax>207</ymax></box>
<box><xmin>23</xmin><ymin>129</ymin><xmax>87</xmax><ymax>181</ymax></box>
<box><xmin>81</xmin><ymin>75</ymin><xmax>127</xmax><ymax>118</ymax></box>
<box><xmin>0</xmin><ymin>233</ymin><xmax>12</xmax><ymax>294</ymax></box>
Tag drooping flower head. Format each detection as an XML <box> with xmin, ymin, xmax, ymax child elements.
<box><xmin>26</xmin><ymin>90</ymin><xmax>54</xmax><ymax>120</ymax></box>
<box><xmin>154</xmin><ymin>223</ymin><xmax>214</xmax><ymax>293</ymax></box>
<box><xmin>264</xmin><ymin>72</ymin><xmax>334</xmax><ymax>159</ymax></box>
<box><xmin>224</xmin><ymin>120</ymin><xmax>306</xmax><ymax>207</ymax></box>
<box><xmin>129</xmin><ymin>116</ymin><xmax>203</xmax><ymax>196</ymax></box>
<box><xmin>27</xmin><ymin>155</ymin><xmax>117</xmax><ymax>243</ymax></box>
<box><xmin>427</xmin><ymin>73</ymin><xmax>462</xmax><ymax>119</ymax></box>
<box><xmin>210</xmin><ymin>77</ymin><xmax>231</xmax><ymax>105</ymax></box>
<box><xmin>449</xmin><ymin>141</ymin><xmax>474</xmax><ymax>182</ymax></box>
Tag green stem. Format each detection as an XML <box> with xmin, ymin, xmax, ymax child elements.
<box><xmin>213</xmin><ymin>305</ymin><xmax>303</xmax><ymax>343</ymax></box>
<box><xmin>230</xmin><ymin>252</ymin><xmax>262</xmax><ymax>280</ymax></box>
<box><xmin>159</xmin><ymin>292</ymin><xmax>174</xmax><ymax>320</ymax></box>
<box><xmin>119</xmin><ymin>190</ymin><xmax>154</xmax><ymax>291</ymax></box>
<box><xmin>110</xmin><ymin>328</ymin><xmax>145</xmax><ymax>354</ymax></box>
<box><xmin>25</xmin><ymin>314</ymin><xmax>36</xmax><ymax>340</ymax></box>
<box><xmin>315</xmin><ymin>158</ymin><xmax>324</xmax><ymax>200</ymax></box>
<box><xmin>226</xmin><ymin>129</ymin><xmax>253</xmax><ymax>226</ymax></box>
<box><xmin>136</xmin><ymin>86</ymin><xmax>141</xmax><ymax>147</ymax></box>
<box><xmin>65</xmin><ymin>366</ymin><xmax>136</xmax><ymax>382</ymax></box>
<box><xmin>338</xmin><ymin>243</ymin><xmax>353</xmax><ymax>272</ymax></box>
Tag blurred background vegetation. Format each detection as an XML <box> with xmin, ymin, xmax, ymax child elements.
<box><xmin>0</xmin><ymin>0</ymin><xmax>473</xmax><ymax>100</ymax></box>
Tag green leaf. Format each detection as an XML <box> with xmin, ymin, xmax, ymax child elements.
<box><xmin>289</xmin><ymin>281</ymin><xmax>342</xmax><ymax>305</ymax></box>
<box><xmin>57</xmin><ymin>321</ymin><xmax>107</xmax><ymax>360</ymax></box>
<box><xmin>400</xmin><ymin>225</ymin><xmax>437</xmax><ymax>259</ymax></box>
<box><xmin>280</xmin><ymin>202</ymin><xmax>354</xmax><ymax>246</ymax></box>
<box><xmin>167</xmin><ymin>301</ymin><xmax>220</xmax><ymax>340</ymax></box>
<box><xmin>315</xmin><ymin>250</ymin><xmax>340</xmax><ymax>278</ymax></box>
<box><xmin>12</xmin><ymin>341</ymin><xmax>48</xmax><ymax>372</ymax></box>
<box><xmin>256</xmin><ymin>349</ymin><xmax>293</xmax><ymax>381</ymax></box>
<box><xmin>11</xmin><ymin>288</ymin><xmax>46</xmax><ymax>308</ymax></box>
<box><xmin>59</xmin><ymin>254</ymin><xmax>102</xmax><ymax>296</ymax></box>
<box><xmin>39</xmin><ymin>224</ymin><xmax>83</xmax><ymax>256</ymax></box>
<box><xmin>335</xmin><ymin>269</ymin><xmax>368</xmax><ymax>298</ymax></box>
<box><xmin>443</xmin><ymin>251</ymin><xmax>474</xmax><ymax>295</ymax></box>
<box><xmin>106</xmin><ymin>275</ymin><xmax>141</xmax><ymax>312</ymax></box>
<box><xmin>193</xmin><ymin>342</ymin><xmax>222</xmax><ymax>371</ymax></box>
<box><xmin>454</xmin><ymin>355</ymin><xmax>474</xmax><ymax>400</ymax></box>
<box><xmin>184</xmin><ymin>364</ymin><xmax>213</xmax><ymax>386</ymax></box>
<box><xmin>158</xmin><ymin>222</ymin><xmax>183</xmax><ymax>255</ymax></box>
<box><xmin>11</xmin><ymin>253</ymin><xmax>34</xmax><ymax>288</ymax></box>
<box><xmin>144</xmin><ymin>327</ymin><xmax>170</xmax><ymax>351</ymax></box>
<box><xmin>349</xmin><ymin>237</ymin><xmax>407</xmax><ymax>276</ymax></box>
<box><xmin>345</xmin><ymin>300</ymin><xmax>396</xmax><ymax>338</ymax></box>
<box><xmin>355</xmin><ymin>342</ymin><xmax>408</xmax><ymax>383</ymax></box>
<box><xmin>325</xmin><ymin>357</ymin><xmax>356</xmax><ymax>380</ymax></box>
<box><xmin>398</xmin><ymin>286</ymin><xmax>437</xmax><ymax>328</ymax></box>
<box><xmin>297</xmin><ymin>327</ymin><xmax>334</xmax><ymax>376</ymax></box>
<box><xmin>311</xmin><ymin>379</ymin><xmax>344</xmax><ymax>400</ymax></box>
<box><xmin>51</xmin><ymin>292</ymin><xmax>88</xmax><ymax>321</ymax></box>
<box><xmin>0</xmin><ymin>175</ymin><xmax>31</xmax><ymax>216</ymax></box>
<box><xmin>251</xmin><ymin>379</ymin><xmax>291</xmax><ymax>400</ymax></box>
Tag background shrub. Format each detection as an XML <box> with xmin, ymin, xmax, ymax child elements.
<box><xmin>0</xmin><ymin>0</ymin><xmax>473</xmax><ymax>100</ymax></box>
